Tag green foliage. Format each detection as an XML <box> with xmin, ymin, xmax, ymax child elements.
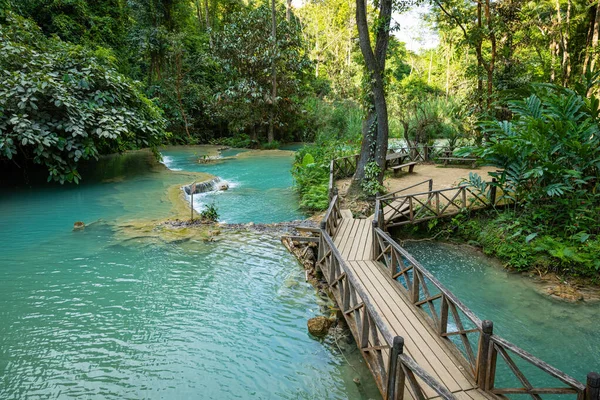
<box><xmin>469</xmin><ymin>84</ymin><xmax>600</xmax><ymax>231</ymax></box>
<box><xmin>441</xmin><ymin>84</ymin><xmax>600</xmax><ymax>278</ymax></box>
<box><xmin>211</xmin><ymin>4</ymin><xmax>310</xmax><ymax>142</ymax></box>
<box><xmin>0</xmin><ymin>13</ymin><xmax>165</xmax><ymax>183</ymax></box>
<box><xmin>260</xmin><ymin>140</ymin><xmax>280</xmax><ymax>150</ymax></box>
<box><xmin>291</xmin><ymin>121</ymin><xmax>360</xmax><ymax>210</ymax></box>
<box><xmin>200</xmin><ymin>202</ymin><xmax>219</xmax><ymax>222</ymax></box>
<box><xmin>361</xmin><ymin>161</ymin><xmax>384</xmax><ymax>197</ymax></box>
<box><xmin>210</xmin><ymin>134</ymin><xmax>256</xmax><ymax>149</ymax></box>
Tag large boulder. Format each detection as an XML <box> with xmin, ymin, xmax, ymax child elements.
<box><xmin>307</xmin><ymin>316</ymin><xmax>334</xmax><ymax>337</ymax></box>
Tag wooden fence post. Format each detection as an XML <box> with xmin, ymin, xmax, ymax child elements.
<box><xmin>372</xmin><ymin>220</ymin><xmax>379</xmax><ymax>261</ymax></box>
<box><xmin>387</xmin><ymin>336</ymin><xmax>405</xmax><ymax>400</ymax></box>
<box><xmin>587</xmin><ymin>372</ymin><xmax>600</xmax><ymax>400</ymax></box>
<box><xmin>476</xmin><ymin>320</ymin><xmax>494</xmax><ymax>389</ymax></box>
<box><xmin>490</xmin><ymin>178</ymin><xmax>497</xmax><ymax>206</ymax></box>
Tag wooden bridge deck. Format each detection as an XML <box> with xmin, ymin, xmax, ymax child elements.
<box><xmin>334</xmin><ymin>213</ymin><xmax>489</xmax><ymax>400</ymax></box>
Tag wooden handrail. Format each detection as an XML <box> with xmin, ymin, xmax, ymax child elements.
<box><xmin>318</xmin><ymin>223</ymin><xmax>457</xmax><ymax>400</ymax></box>
<box><xmin>372</xmin><ymin>226</ymin><xmax>589</xmax><ymax>399</ymax></box>
<box><xmin>373</xmin><ymin>227</ymin><xmax>482</xmax><ymax>329</ymax></box>
<box><xmin>378</xmin><ymin>178</ymin><xmax>434</xmax><ymax>200</ymax></box>
<box><xmin>486</xmin><ymin>335</ymin><xmax>586</xmax><ymax>398</ymax></box>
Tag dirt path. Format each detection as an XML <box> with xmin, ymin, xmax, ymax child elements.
<box><xmin>337</xmin><ymin>164</ymin><xmax>497</xmax><ymax>198</ymax></box>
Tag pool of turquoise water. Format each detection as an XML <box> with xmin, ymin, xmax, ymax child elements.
<box><xmin>0</xmin><ymin>149</ymin><xmax>380</xmax><ymax>399</ymax></box>
<box><xmin>402</xmin><ymin>242</ymin><xmax>599</xmax><ymax>389</ymax></box>
<box><xmin>160</xmin><ymin>147</ymin><xmax>305</xmax><ymax>224</ymax></box>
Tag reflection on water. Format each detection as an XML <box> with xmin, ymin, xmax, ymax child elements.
<box><xmin>0</xmin><ymin>149</ymin><xmax>380</xmax><ymax>399</ymax></box>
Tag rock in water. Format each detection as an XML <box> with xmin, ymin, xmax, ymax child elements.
<box><xmin>307</xmin><ymin>316</ymin><xmax>334</xmax><ymax>337</ymax></box>
<box><xmin>218</xmin><ymin>183</ymin><xmax>229</xmax><ymax>191</ymax></box>
<box><xmin>73</xmin><ymin>221</ymin><xmax>85</xmax><ymax>231</ymax></box>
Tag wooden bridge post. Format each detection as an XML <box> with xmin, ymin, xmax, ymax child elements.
<box><xmin>387</xmin><ymin>336</ymin><xmax>405</xmax><ymax>400</ymax></box>
<box><xmin>587</xmin><ymin>372</ymin><xmax>600</xmax><ymax>400</ymax></box>
<box><xmin>476</xmin><ymin>320</ymin><xmax>494</xmax><ymax>390</ymax></box>
<box><xmin>372</xmin><ymin>220</ymin><xmax>379</xmax><ymax>261</ymax></box>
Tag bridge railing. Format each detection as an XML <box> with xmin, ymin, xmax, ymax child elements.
<box><xmin>317</xmin><ymin>211</ymin><xmax>457</xmax><ymax>400</ymax></box>
<box><xmin>321</xmin><ymin>194</ymin><xmax>343</xmax><ymax>238</ymax></box>
<box><xmin>372</xmin><ymin>227</ymin><xmax>590</xmax><ymax>400</ymax></box>
<box><xmin>328</xmin><ymin>154</ymin><xmax>359</xmax><ymax>201</ymax></box>
<box><xmin>376</xmin><ymin>183</ymin><xmax>498</xmax><ymax>228</ymax></box>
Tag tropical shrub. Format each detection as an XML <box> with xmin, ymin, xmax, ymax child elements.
<box><xmin>0</xmin><ymin>13</ymin><xmax>165</xmax><ymax>183</ymax></box>
<box><xmin>455</xmin><ymin>84</ymin><xmax>600</xmax><ymax>276</ymax></box>
<box><xmin>200</xmin><ymin>202</ymin><xmax>219</xmax><ymax>222</ymax></box>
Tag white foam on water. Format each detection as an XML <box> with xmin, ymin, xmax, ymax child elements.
<box><xmin>160</xmin><ymin>155</ymin><xmax>183</xmax><ymax>171</ymax></box>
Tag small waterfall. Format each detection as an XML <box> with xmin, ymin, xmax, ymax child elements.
<box><xmin>184</xmin><ymin>177</ymin><xmax>223</xmax><ymax>195</ymax></box>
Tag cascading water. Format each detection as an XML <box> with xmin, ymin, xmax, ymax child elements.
<box><xmin>184</xmin><ymin>177</ymin><xmax>227</xmax><ymax>195</ymax></box>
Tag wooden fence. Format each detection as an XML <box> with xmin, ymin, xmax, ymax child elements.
<box><xmin>376</xmin><ymin>182</ymin><xmax>499</xmax><ymax>228</ymax></box>
<box><xmin>329</xmin><ymin>154</ymin><xmax>359</xmax><ymax>200</ymax></box>
<box><xmin>318</xmin><ymin>196</ymin><xmax>457</xmax><ymax>400</ymax></box>
<box><xmin>371</xmin><ymin>227</ymin><xmax>590</xmax><ymax>400</ymax></box>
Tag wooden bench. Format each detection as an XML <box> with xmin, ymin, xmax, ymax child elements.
<box><xmin>438</xmin><ymin>157</ymin><xmax>478</xmax><ymax>168</ymax></box>
<box><xmin>385</xmin><ymin>152</ymin><xmax>409</xmax><ymax>169</ymax></box>
<box><xmin>391</xmin><ymin>161</ymin><xmax>417</xmax><ymax>175</ymax></box>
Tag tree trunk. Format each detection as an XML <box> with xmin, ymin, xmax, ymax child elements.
<box><xmin>583</xmin><ymin>1</ymin><xmax>596</xmax><ymax>73</ymax></box>
<box><xmin>286</xmin><ymin>0</ymin><xmax>291</xmax><ymax>21</ymax></box>
<box><xmin>268</xmin><ymin>0</ymin><xmax>278</xmax><ymax>144</ymax></box>
<box><xmin>195</xmin><ymin>0</ymin><xmax>204</xmax><ymax>28</ymax></box>
<box><xmin>446</xmin><ymin>43</ymin><xmax>451</xmax><ymax>97</ymax></box>
<box><xmin>556</xmin><ymin>0</ymin><xmax>572</xmax><ymax>85</ymax></box>
<box><xmin>204</xmin><ymin>0</ymin><xmax>212</xmax><ymax>47</ymax></box>
<box><xmin>485</xmin><ymin>0</ymin><xmax>496</xmax><ymax>109</ymax></box>
<box><xmin>352</xmin><ymin>0</ymin><xmax>392</xmax><ymax>185</ymax></box>
<box><xmin>590</xmin><ymin>0</ymin><xmax>600</xmax><ymax>72</ymax></box>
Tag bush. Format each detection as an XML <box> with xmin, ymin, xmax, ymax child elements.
<box><xmin>291</xmin><ymin>127</ymin><xmax>360</xmax><ymax>211</ymax></box>
<box><xmin>0</xmin><ymin>13</ymin><xmax>165</xmax><ymax>183</ymax></box>
<box><xmin>200</xmin><ymin>202</ymin><xmax>219</xmax><ymax>222</ymax></box>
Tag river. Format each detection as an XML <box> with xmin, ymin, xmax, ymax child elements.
<box><xmin>0</xmin><ymin>148</ymin><xmax>380</xmax><ymax>399</ymax></box>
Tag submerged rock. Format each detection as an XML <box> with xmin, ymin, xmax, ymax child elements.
<box><xmin>307</xmin><ymin>316</ymin><xmax>334</xmax><ymax>337</ymax></box>
<box><xmin>73</xmin><ymin>221</ymin><xmax>85</xmax><ymax>231</ymax></box>
<box><xmin>546</xmin><ymin>285</ymin><xmax>584</xmax><ymax>302</ymax></box>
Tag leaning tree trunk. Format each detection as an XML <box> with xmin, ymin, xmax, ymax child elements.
<box><xmin>351</xmin><ymin>0</ymin><xmax>392</xmax><ymax>186</ymax></box>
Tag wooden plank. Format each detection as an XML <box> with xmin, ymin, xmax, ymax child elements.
<box><xmin>360</xmin><ymin>220</ymin><xmax>373</xmax><ymax>260</ymax></box>
<box><xmin>282</xmin><ymin>235</ymin><xmax>320</xmax><ymax>243</ymax></box>
<box><xmin>352</xmin><ymin>260</ymin><xmax>476</xmax><ymax>392</ymax></box>
<box><xmin>349</xmin><ymin>220</ymin><xmax>370</xmax><ymax>261</ymax></box>
<box><xmin>335</xmin><ymin>219</ymin><xmax>354</xmax><ymax>260</ymax></box>
<box><xmin>340</xmin><ymin>209</ymin><xmax>353</xmax><ymax>219</ymax></box>
<box><xmin>339</xmin><ymin>219</ymin><xmax>361</xmax><ymax>260</ymax></box>
<box><xmin>351</xmin><ymin>260</ymin><xmax>461</xmax><ymax>393</ymax></box>
<box><xmin>333</xmin><ymin>217</ymin><xmax>351</xmax><ymax>245</ymax></box>
<box><xmin>346</xmin><ymin>261</ymin><xmax>445</xmax><ymax>399</ymax></box>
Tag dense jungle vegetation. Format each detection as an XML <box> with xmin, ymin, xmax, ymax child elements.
<box><xmin>0</xmin><ymin>0</ymin><xmax>599</xmax><ymax>277</ymax></box>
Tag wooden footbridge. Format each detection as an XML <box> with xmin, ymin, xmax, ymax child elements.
<box><xmin>312</xmin><ymin>156</ymin><xmax>599</xmax><ymax>400</ymax></box>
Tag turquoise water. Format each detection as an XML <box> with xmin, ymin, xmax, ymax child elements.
<box><xmin>160</xmin><ymin>147</ymin><xmax>305</xmax><ymax>223</ymax></box>
<box><xmin>0</xmin><ymin>149</ymin><xmax>379</xmax><ymax>399</ymax></box>
<box><xmin>403</xmin><ymin>242</ymin><xmax>599</xmax><ymax>389</ymax></box>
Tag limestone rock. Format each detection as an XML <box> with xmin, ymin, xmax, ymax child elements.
<box><xmin>218</xmin><ymin>183</ymin><xmax>229</xmax><ymax>191</ymax></box>
<box><xmin>307</xmin><ymin>316</ymin><xmax>334</xmax><ymax>337</ymax></box>
<box><xmin>73</xmin><ymin>221</ymin><xmax>85</xmax><ymax>231</ymax></box>
<box><xmin>546</xmin><ymin>285</ymin><xmax>584</xmax><ymax>302</ymax></box>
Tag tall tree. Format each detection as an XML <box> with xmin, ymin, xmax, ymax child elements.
<box><xmin>269</xmin><ymin>0</ymin><xmax>278</xmax><ymax>143</ymax></box>
<box><xmin>353</xmin><ymin>0</ymin><xmax>413</xmax><ymax>187</ymax></box>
